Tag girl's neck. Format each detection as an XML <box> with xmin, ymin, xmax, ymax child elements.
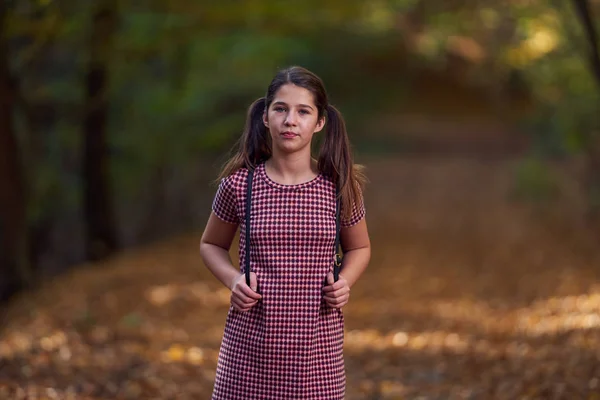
<box><xmin>265</xmin><ymin>154</ymin><xmax>318</xmax><ymax>186</ymax></box>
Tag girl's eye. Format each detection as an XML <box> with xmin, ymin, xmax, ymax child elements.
<box><xmin>274</xmin><ymin>107</ymin><xmax>286</xmax><ymax>112</ymax></box>
<box><xmin>299</xmin><ymin>109</ymin><xmax>310</xmax><ymax>115</ymax></box>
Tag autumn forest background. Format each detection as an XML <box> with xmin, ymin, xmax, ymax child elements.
<box><xmin>1</xmin><ymin>0</ymin><xmax>600</xmax><ymax>399</ymax></box>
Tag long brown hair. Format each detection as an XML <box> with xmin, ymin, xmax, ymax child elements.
<box><xmin>217</xmin><ymin>66</ymin><xmax>366</xmax><ymax>220</ymax></box>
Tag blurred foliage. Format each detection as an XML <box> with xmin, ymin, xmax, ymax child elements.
<box><xmin>515</xmin><ymin>1</ymin><xmax>600</xmax><ymax>158</ymax></box>
<box><xmin>10</xmin><ymin>1</ymin><xmax>411</xmax><ymax>228</ymax></box>
<box><xmin>4</xmin><ymin>0</ymin><xmax>600</xmax><ymax>251</ymax></box>
<box><xmin>512</xmin><ymin>156</ymin><xmax>560</xmax><ymax>203</ymax></box>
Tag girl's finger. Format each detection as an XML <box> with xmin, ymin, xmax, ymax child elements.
<box><xmin>333</xmin><ymin>288</ymin><xmax>350</xmax><ymax>297</ymax></box>
<box><xmin>323</xmin><ymin>284</ymin><xmax>341</xmax><ymax>293</ymax></box>
<box><xmin>233</xmin><ymin>296</ymin><xmax>257</xmax><ymax>309</ymax></box>
<box><xmin>322</xmin><ymin>285</ymin><xmax>334</xmax><ymax>293</ymax></box>
<box><xmin>231</xmin><ymin>297</ymin><xmax>244</xmax><ymax>309</ymax></box>
<box><xmin>326</xmin><ymin>272</ymin><xmax>335</xmax><ymax>285</ymax></box>
<box><xmin>324</xmin><ymin>294</ymin><xmax>349</xmax><ymax>305</ymax></box>
<box><xmin>232</xmin><ymin>295</ymin><xmax>253</xmax><ymax>307</ymax></box>
<box><xmin>325</xmin><ymin>288</ymin><xmax>349</xmax><ymax>299</ymax></box>
<box><xmin>232</xmin><ymin>291</ymin><xmax>253</xmax><ymax>304</ymax></box>
<box><xmin>239</xmin><ymin>295</ymin><xmax>259</xmax><ymax>306</ymax></box>
<box><xmin>326</xmin><ymin>299</ymin><xmax>347</xmax><ymax>309</ymax></box>
<box><xmin>239</xmin><ymin>284</ymin><xmax>262</xmax><ymax>300</ymax></box>
<box><xmin>323</xmin><ymin>283</ymin><xmax>349</xmax><ymax>293</ymax></box>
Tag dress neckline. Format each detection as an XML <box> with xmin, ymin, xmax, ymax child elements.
<box><xmin>257</xmin><ymin>162</ymin><xmax>322</xmax><ymax>191</ymax></box>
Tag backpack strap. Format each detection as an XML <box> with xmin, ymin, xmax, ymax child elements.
<box><xmin>245</xmin><ymin>167</ymin><xmax>342</xmax><ymax>284</ymax></box>
<box><xmin>333</xmin><ymin>182</ymin><xmax>342</xmax><ymax>282</ymax></box>
<box><xmin>244</xmin><ymin>168</ymin><xmax>254</xmax><ymax>287</ymax></box>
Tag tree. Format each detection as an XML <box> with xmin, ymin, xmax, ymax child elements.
<box><xmin>570</xmin><ymin>0</ymin><xmax>600</xmax><ymax>225</ymax></box>
<box><xmin>0</xmin><ymin>2</ymin><xmax>31</xmax><ymax>300</ymax></box>
<box><xmin>82</xmin><ymin>0</ymin><xmax>118</xmax><ymax>260</ymax></box>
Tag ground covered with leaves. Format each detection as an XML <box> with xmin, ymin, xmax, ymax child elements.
<box><xmin>1</xmin><ymin>157</ymin><xmax>600</xmax><ymax>399</ymax></box>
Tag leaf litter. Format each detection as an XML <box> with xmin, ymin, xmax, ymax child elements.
<box><xmin>1</xmin><ymin>157</ymin><xmax>600</xmax><ymax>399</ymax></box>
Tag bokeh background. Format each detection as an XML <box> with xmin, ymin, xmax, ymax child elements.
<box><xmin>1</xmin><ymin>1</ymin><xmax>600</xmax><ymax>399</ymax></box>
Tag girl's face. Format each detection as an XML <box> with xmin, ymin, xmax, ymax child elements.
<box><xmin>263</xmin><ymin>83</ymin><xmax>325</xmax><ymax>156</ymax></box>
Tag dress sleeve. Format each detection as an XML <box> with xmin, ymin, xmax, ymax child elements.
<box><xmin>341</xmin><ymin>186</ymin><xmax>366</xmax><ymax>228</ymax></box>
<box><xmin>212</xmin><ymin>176</ymin><xmax>239</xmax><ymax>224</ymax></box>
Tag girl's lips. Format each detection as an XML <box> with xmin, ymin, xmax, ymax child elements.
<box><xmin>281</xmin><ymin>132</ymin><xmax>297</xmax><ymax>138</ymax></box>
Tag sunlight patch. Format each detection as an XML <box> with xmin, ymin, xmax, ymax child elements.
<box><xmin>145</xmin><ymin>282</ymin><xmax>230</xmax><ymax>307</ymax></box>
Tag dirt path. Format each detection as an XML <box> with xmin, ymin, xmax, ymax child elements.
<box><xmin>1</xmin><ymin>156</ymin><xmax>599</xmax><ymax>399</ymax></box>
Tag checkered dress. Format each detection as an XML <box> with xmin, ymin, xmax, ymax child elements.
<box><xmin>210</xmin><ymin>162</ymin><xmax>365</xmax><ymax>400</ymax></box>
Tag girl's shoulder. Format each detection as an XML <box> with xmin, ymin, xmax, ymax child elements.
<box><xmin>219</xmin><ymin>166</ymin><xmax>250</xmax><ymax>189</ymax></box>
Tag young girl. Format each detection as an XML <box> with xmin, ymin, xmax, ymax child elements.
<box><xmin>199</xmin><ymin>66</ymin><xmax>371</xmax><ymax>399</ymax></box>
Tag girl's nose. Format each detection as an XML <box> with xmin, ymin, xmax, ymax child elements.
<box><xmin>284</xmin><ymin>111</ymin><xmax>297</xmax><ymax>125</ymax></box>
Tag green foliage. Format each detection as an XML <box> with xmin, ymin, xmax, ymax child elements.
<box><xmin>23</xmin><ymin>122</ymin><xmax>81</xmax><ymax>225</ymax></box>
<box><xmin>108</xmin><ymin>26</ymin><xmax>318</xmax><ymax>198</ymax></box>
<box><xmin>511</xmin><ymin>157</ymin><xmax>559</xmax><ymax>203</ymax></box>
<box><xmin>511</xmin><ymin>1</ymin><xmax>600</xmax><ymax>158</ymax></box>
<box><xmin>120</xmin><ymin>312</ymin><xmax>143</xmax><ymax>327</ymax></box>
<box><xmin>8</xmin><ymin>0</ymin><xmax>600</xmax><ymax>243</ymax></box>
<box><xmin>519</xmin><ymin>54</ymin><xmax>600</xmax><ymax>158</ymax></box>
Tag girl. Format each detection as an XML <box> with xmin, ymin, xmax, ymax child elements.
<box><xmin>199</xmin><ymin>66</ymin><xmax>371</xmax><ymax>399</ymax></box>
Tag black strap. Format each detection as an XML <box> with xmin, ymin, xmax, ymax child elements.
<box><xmin>245</xmin><ymin>168</ymin><xmax>254</xmax><ymax>287</ymax></box>
<box><xmin>244</xmin><ymin>167</ymin><xmax>342</xmax><ymax>285</ymax></box>
<box><xmin>333</xmin><ymin>183</ymin><xmax>342</xmax><ymax>282</ymax></box>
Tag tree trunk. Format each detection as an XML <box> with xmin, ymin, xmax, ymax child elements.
<box><xmin>0</xmin><ymin>3</ymin><xmax>31</xmax><ymax>300</ymax></box>
<box><xmin>83</xmin><ymin>1</ymin><xmax>118</xmax><ymax>260</ymax></box>
<box><xmin>571</xmin><ymin>0</ymin><xmax>600</xmax><ymax>227</ymax></box>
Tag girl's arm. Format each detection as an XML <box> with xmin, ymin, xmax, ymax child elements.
<box><xmin>199</xmin><ymin>212</ymin><xmax>240</xmax><ymax>288</ymax></box>
<box><xmin>323</xmin><ymin>218</ymin><xmax>371</xmax><ymax>308</ymax></box>
<box><xmin>338</xmin><ymin>217</ymin><xmax>371</xmax><ymax>288</ymax></box>
<box><xmin>200</xmin><ymin>212</ymin><xmax>261</xmax><ymax>311</ymax></box>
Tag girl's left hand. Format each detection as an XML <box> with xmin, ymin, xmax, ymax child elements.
<box><xmin>323</xmin><ymin>272</ymin><xmax>350</xmax><ymax>308</ymax></box>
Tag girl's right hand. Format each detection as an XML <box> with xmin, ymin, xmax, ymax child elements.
<box><xmin>230</xmin><ymin>272</ymin><xmax>262</xmax><ymax>312</ymax></box>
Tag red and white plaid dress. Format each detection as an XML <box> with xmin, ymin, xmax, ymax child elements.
<box><xmin>210</xmin><ymin>162</ymin><xmax>365</xmax><ymax>400</ymax></box>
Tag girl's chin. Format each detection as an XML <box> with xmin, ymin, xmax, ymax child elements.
<box><xmin>273</xmin><ymin>142</ymin><xmax>308</xmax><ymax>154</ymax></box>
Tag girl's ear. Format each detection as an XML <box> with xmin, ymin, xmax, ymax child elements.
<box><xmin>263</xmin><ymin>110</ymin><xmax>269</xmax><ymax>127</ymax></box>
<box><xmin>314</xmin><ymin>116</ymin><xmax>325</xmax><ymax>133</ymax></box>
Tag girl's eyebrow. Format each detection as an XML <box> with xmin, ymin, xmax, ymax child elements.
<box><xmin>272</xmin><ymin>101</ymin><xmax>314</xmax><ymax>110</ymax></box>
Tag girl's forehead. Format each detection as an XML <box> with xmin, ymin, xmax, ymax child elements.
<box><xmin>272</xmin><ymin>84</ymin><xmax>317</xmax><ymax>106</ymax></box>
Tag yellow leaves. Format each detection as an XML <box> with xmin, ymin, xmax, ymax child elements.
<box><xmin>347</xmin><ymin>328</ymin><xmax>472</xmax><ymax>354</ymax></box>
<box><xmin>392</xmin><ymin>331</ymin><xmax>409</xmax><ymax>346</ymax></box>
<box><xmin>146</xmin><ymin>284</ymin><xmax>178</xmax><ymax>306</ymax></box>
<box><xmin>516</xmin><ymin>294</ymin><xmax>600</xmax><ymax>336</ymax></box>
<box><xmin>346</xmin><ymin>329</ymin><xmax>386</xmax><ymax>350</ymax></box>
<box><xmin>145</xmin><ymin>282</ymin><xmax>230</xmax><ymax>307</ymax></box>
<box><xmin>161</xmin><ymin>344</ymin><xmax>204</xmax><ymax>365</ymax></box>
<box><xmin>505</xmin><ymin>12</ymin><xmax>562</xmax><ymax>67</ymax></box>
<box><xmin>186</xmin><ymin>347</ymin><xmax>205</xmax><ymax>365</ymax></box>
<box><xmin>9</xmin><ymin>333</ymin><xmax>33</xmax><ymax>354</ymax></box>
<box><xmin>39</xmin><ymin>331</ymin><xmax>67</xmax><ymax>352</ymax></box>
<box><xmin>506</xmin><ymin>27</ymin><xmax>560</xmax><ymax>67</ymax></box>
<box><xmin>2</xmin><ymin>159</ymin><xmax>600</xmax><ymax>398</ymax></box>
<box><xmin>162</xmin><ymin>343</ymin><xmax>185</xmax><ymax>362</ymax></box>
<box><xmin>379</xmin><ymin>380</ymin><xmax>408</xmax><ymax>398</ymax></box>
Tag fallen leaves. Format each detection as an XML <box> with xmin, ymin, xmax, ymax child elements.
<box><xmin>1</xmin><ymin>157</ymin><xmax>600</xmax><ymax>399</ymax></box>
<box><xmin>160</xmin><ymin>344</ymin><xmax>204</xmax><ymax>365</ymax></box>
<box><xmin>145</xmin><ymin>282</ymin><xmax>231</xmax><ymax>308</ymax></box>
